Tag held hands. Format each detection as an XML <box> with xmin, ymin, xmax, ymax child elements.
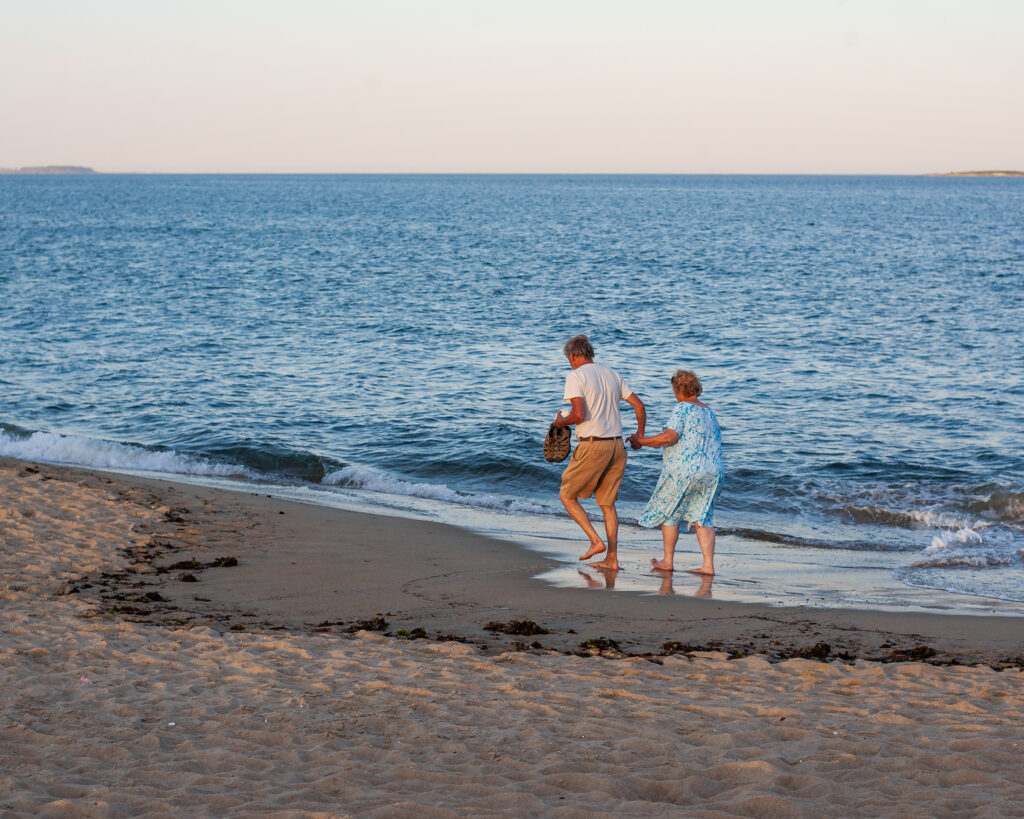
<box><xmin>627</xmin><ymin>433</ymin><xmax>642</xmax><ymax>450</ymax></box>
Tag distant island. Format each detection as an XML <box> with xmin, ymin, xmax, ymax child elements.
<box><xmin>0</xmin><ymin>165</ymin><xmax>96</xmax><ymax>175</ymax></box>
<box><xmin>924</xmin><ymin>170</ymin><xmax>1024</xmax><ymax>177</ymax></box>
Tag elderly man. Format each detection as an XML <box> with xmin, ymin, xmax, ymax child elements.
<box><xmin>551</xmin><ymin>335</ymin><xmax>645</xmax><ymax>571</ymax></box>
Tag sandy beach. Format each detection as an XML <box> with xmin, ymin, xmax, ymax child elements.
<box><xmin>3</xmin><ymin>455</ymin><xmax>1024</xmax><ymax>816</ymax></box>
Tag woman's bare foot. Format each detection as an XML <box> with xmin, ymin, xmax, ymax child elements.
<box><xmin>578</xmin><ymin>542</ymin><xmax>606</xmax><ymax>561</ymax></box>
<box><xmin>588</xmin><ymin>558</ymin><xmax>619</xmax><ymax>571</ymax></box>
<box><xmin>650</xmin><ymin>558</ymin><xmax>674</xmax><ymax>572</ymax></box>
<box><xmin>687</xmin><ymin>567</ymin><xmax>715</xmax><ymax>576</ymax></box>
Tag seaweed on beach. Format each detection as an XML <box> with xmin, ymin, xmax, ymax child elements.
<box><xmin>166</xmin><ymin>559</ymin><xmax>204</xmax><ymax>571</ymax></box>
<box><xmin>661</xmin><ymin>640</ymin><xmax>723</xmax><ymax>655</ymax></box>
<box><xmin>345</xmin><ymin>617</ymin><xmax>389</xmax><ymax>633</ymax></box>
<box><xmin>113</xmin><ymin>605</ymin><xmax>152</xmax><ymax>616</ymax></box>
<box><xmin>795</xmin><ymin>641</ymin><xmax>833</xmax><ymax>661</ymax></box>
<box><xmin>483</xmin><ymin>619</ymin><xmax>550</xmax><ymax>636</ymax></box>
<box><xmin>128</xmin><ymin>591</ymin><xmax>166</xmax><ymax>603</ymax></box>
<box><xmin>163</xmin><ymin>507</ymin><xmax>188</xmax><ymax>523</ymax></box>
<box><xmin>887</xmin><ymin>645</ymin><xmax>937</xmax><ymax>662</ymax></box>
<box><xmin>394</xmin><ymin>627</ymin><xmax>428</xmax><ymax>640</ymax></box>
<box><xmin>164</xmin><ymin>556</ymin><xmax>239</xmax><ymax>572</ymax></box>
<box><xmin>579</xmin><ymin>637</ymin><xmax>621</xmax><ymax>654</ymax></box>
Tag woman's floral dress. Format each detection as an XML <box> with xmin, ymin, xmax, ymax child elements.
<box><xmin>638</xmin><ymin>402</ymin><xmax>723</xmax><ymax>528</ymax></box>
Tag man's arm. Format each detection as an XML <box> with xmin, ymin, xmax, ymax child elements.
<box><xmin>553</xmin><ymin>396</ymin><xmax>585</xmax><ymax>428</ymax></box>
<box><xmin>625</xmin><ymin>392</ymin><xmax>646</xmax><ymax>438</ymax></box>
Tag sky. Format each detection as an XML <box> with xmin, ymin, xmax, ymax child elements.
<box><xmin>2</xmin><ymin>0</ymin><xmax>1022</xmax><ymax>174</ymax></box>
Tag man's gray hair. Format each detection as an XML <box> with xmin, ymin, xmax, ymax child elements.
<box><xmin>563</xmin><ymin>334</ymin><xmax>595</xmax><ymax>359</ymax></box>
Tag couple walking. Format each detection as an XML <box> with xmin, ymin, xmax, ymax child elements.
<box><xmin>550</xmin><ymin>335</ymin><xmax>723</xmax><ymax>576</ymax></box>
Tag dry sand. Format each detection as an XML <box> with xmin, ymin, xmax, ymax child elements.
<box><xmin>2</xmin><ymin>456</ymin><xmax>1024</xmax><ymax>817</ymax></box>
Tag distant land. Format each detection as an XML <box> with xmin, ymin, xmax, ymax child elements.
<box><xmin>0</xmin><ymin>165</ymin><xmax>96</xmax><ymax>175</ymax></box>
<box><xmin>0</xmin><ymin>166</ymin><xmax>1020</xmax><ymax>177</ymax></box>
<box><xmin>923</xmin><ymin>170</ymin><xmax>1024</xmax><ymax>177</ymax></box>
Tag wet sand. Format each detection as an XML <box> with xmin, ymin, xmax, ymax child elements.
<box><xmin>3</xmin><ymin>456</ymin><xmax>1024</xmax><ymax>816</ymax></box>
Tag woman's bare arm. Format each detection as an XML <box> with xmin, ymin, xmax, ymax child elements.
<box><xmin>632</xmin><ymin>428</ymin><xmax>680</xmax><ymax>448</ymax></box>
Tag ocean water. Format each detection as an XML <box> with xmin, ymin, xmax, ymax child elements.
<box><xmin>2</xmin><ymin>174</ymin><xmax>1022</xmax><ymax>607</ymax></box>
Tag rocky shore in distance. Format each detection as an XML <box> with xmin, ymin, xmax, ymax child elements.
<box><xmin>0</xmin><ymin>165</ymin><xmax>96</xmax><ymax>174</ymax></box>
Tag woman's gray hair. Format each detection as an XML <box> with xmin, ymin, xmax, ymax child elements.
<box><xmin>563</xmin><ymin>335</ymin><xmax>595</xmax><ymax>359</ymax></box>
<box><xmin>671</xmin><ymin>369</ymin><xmax>702</xmax><ymax>398</ymax></box>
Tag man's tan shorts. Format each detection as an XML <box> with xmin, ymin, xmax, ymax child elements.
<box><xmin>559</xmin><ymin>439</ymin><xmax>627</xmax><ymax>506</ymax></box>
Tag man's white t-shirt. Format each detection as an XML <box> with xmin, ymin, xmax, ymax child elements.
<box><xmin>563</xmin><ymin>362</ymin><xmax>634</xmax><ymax>439</ymax></box>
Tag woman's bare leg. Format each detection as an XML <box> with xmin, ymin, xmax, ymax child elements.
<box><xmin>689</xmin><ymin>524</ymin><xmax>715</xmax><ymax>575</ymax></box>
<box><xmin>651</xmin><ymin>524</ymin><xmax>679</xmax><ymax>571</ymax></box>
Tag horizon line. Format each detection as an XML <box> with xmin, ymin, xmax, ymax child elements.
<box><xmin>5</xmin><ymin>169</ymin><xmax>1021</xmax><ymax>177</ymax></box>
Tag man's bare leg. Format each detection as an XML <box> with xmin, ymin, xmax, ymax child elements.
<box><xmin>689</xmin><ymin>524</ymin><xmax>715</xmax><ymax>575</ymax></box>
<box><xmin>588</xmin><ymin>503</ymin><xmax>620</xmax><ymax>570</ymax></box>
<box><xmin>560</xmin><ymin>496</ymin><xmax>606</xmax><ymax>560</ymax></box>
<box><xmin>651</xmin><ymin>524</ymin><xmax>679</xmax><ymax>572</ymax></box>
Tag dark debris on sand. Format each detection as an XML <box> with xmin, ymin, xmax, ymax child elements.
<box><xmin>484</xmin><ymin>619</ymin><xmax>551</xmax><ymax>636</ymax></box>
<box><xmin>345</xmin><ymin>617</ymin><xmax>389</xmax><ymax>633</ymax></box>
<box><xmin>160</xmin><ymin>556</ymin><xmax>239</xmax><ymax>573</ymax></box>
<box><xmin>578</xmin><ymin>637</ymin><xmax>622</xmax><ymax>656</ymax></box>
<box><xmin>46</xmin><ymin>473</ymin><xmax>1024</xmax><ymax>670</ymax></box>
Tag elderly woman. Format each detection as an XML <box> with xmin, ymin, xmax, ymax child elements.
<box><xmin>628</xmin><ymin>370</ymin><xmax>723</xmax><ymax>575</ymax></box>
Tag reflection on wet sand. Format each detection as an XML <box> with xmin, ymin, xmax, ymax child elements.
<box><xmin>577</xmin><ymin>568</ymin><xmax>616</xmax><ymax>589</ymax></box>
<box><xmin>574</xmin><ymin>566</ymin><xmax>714</xmax><ymax>598</ymax></box>
<box><xmin>651</xmin><ymin>569</ymin><xmax>714</xmax><ymax>598</ymax></box>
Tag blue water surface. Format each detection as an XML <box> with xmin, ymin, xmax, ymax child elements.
<box><xmin>2</xmin><ymin>174</ymin><xmax>1022</xmax><ymax>600</ymax></box>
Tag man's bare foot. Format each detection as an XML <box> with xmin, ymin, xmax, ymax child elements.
<box><xmin>578</xmin><ymin>542</ymin><xmax>606</xmax><ymax>561</ymax></box>
<box><xmin>588</xmin><ymin>559</ymin><xmax>619</xmax><ymax>571</ymax></box>
<box><xmin>688</xmin><ymin>568</ymin><xmax>715</xmax><ymax>576</ymax></box>
<box><xmin>650</xmin><ymin>558</ymin><xmax>674</xmax><ymax>572</ymax></box>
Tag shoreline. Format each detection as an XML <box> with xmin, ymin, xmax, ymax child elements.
<box><xmin>5</xmin><ymin>455</ymin><xmax>1022</xmax><ymax>667</ymax></box>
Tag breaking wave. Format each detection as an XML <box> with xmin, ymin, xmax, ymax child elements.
<box><xmin>0</xmin><ymin>426</ymin><xmax>256</xmax><ymax>479</ymax></box>
<box><xmin>324</xmin><ymin>464</ymin><xmax>555</xmax><ymax>515</ymax></box>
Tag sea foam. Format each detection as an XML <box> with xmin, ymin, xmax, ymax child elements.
<box><xmin>902</xmin><ymin>527</ymin><xmax>1021</xmax><ymax>569</ymax></box>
